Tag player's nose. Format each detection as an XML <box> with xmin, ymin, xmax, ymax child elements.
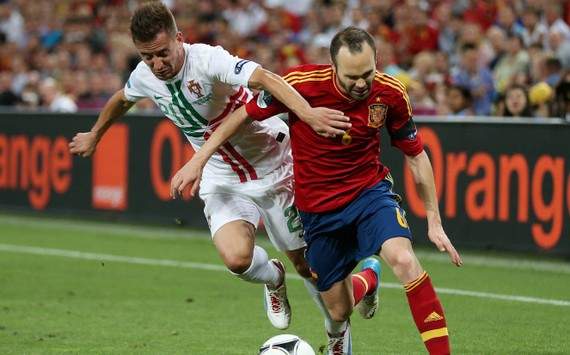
<box><xmin>355</xmin><ymin>79</ymin><xmax>367</xmax><ymax>89</ymax></box>
<box><xmin>152</xmin><ymin>58</ymin><xmax>164</xmax><ymax>71</ymax></box>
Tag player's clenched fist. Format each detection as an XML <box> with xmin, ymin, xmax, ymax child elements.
<box><xmin>170</xmin><ymin>157</ymin><xmax>205</xmax><ymax>200</ymax></box>
<box><xmin>69</xmin><ymin>131</ymin><xmax>98</xmax><ymax>157</ymax></box>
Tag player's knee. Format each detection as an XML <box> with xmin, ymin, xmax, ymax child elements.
<box><xmin>224</xmin><ymin>255</ymin><xmax>252</xmax><ymax>274</ymax></box>
<box><xmin>391</xmin><ymin>251</ymin><xmax>417</xmax><ymax>273</ymax></box>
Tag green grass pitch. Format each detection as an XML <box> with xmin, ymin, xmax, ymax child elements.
<box><xmin>0</xmin><ymin>213</ymin><xmax>569</xmax><ymax>354</ymax></box>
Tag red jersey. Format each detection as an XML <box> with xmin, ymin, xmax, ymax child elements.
<box><xmin>245</xmin><ymin>64</ymin><xmax>423</xmax><ymax>213</ymax></box>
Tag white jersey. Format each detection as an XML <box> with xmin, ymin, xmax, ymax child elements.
<box><xmin>124</xmin><ymin>43</ymin><xmax>291</xmax><ymax>190</ymax></box>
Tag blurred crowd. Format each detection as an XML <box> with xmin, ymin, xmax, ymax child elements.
<box><xmin>0</xmin><ymin>0</ymin><xmax>568</xmax><ymax>118</ymax></box>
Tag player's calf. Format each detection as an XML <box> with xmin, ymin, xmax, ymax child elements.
<box><xmin>405</xmin><ymin>272</ymin><xmax>450</xmax><ymax>355</ymax></box>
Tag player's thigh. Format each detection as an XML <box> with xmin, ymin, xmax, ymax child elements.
<box><xmin>202</xmin><ymin>192</ymin><xmax>260</xmax><ymax>265</ymax></box>
<box><xmin>283</xmin><ymin>247</ymin><xmax>311</xmax><ymax>279</ymax></box>
<box><xmin>301</xmin><ymin>212</ymin><xmax>358</xmax><ymax>293</ymax></box>
<box><xmin>354</xmin><ymin>179</ymin><xmax>413</xmax><ymax>262</ymax></box>
<box><xmin>320</xmin><ymin>277</ymin><xmax>354</xmax><ymax>322</ymax></box>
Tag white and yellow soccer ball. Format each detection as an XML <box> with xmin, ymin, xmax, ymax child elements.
<box><xmin>259</xmin><ymin>334</ymin><xmax>315</xmax><ymax>355</ymax></box>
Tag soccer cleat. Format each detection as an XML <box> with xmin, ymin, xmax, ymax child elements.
<box><xmin>263</xmin><ymin>259</ymin><xmax>291</xmax><ymax>329</ymax></box>
<box><xmin>355</xmin><ymin>257</ymin><xmax>381</xmax><ymax>319</ymax></box>
<box><xmin>327</xmin><ymin>322</ymin><xmax>352</xmax><ymax>355</ymax></box>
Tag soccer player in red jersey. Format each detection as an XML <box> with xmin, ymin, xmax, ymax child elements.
<box><xmin>171</xmin><ymin>27</ymin><xmax>463</xmax><ymax>355</ymax></box>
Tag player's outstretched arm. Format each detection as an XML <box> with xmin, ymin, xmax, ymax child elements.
<box><xmin>170</xmin><ymin>105</ymin><xmax>250</xmax><ymax>199</ymax></box>
<box><xmin>69</xmin><ymin>89</ymin><xmax>134</xmax><ymax>157</ymax></box>
<box><xmin>248</xmin><ymin>67</ymin><xmax>351</xmax><ymax>137</ymax></box>
<box><xmin>405</xmin><ymin>150</ymin><xmax>463</xmax><ymax>267</ymax></box>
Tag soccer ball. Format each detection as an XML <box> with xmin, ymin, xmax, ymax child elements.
<box><xmin>259</xmin><ymin>334</ymin><xmax>316</xmax><ymax>355</ymax></box>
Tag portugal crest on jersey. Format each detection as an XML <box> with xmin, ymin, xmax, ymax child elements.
<box><xmin>187</xmin><ymin>80</ymin><xmax>204</xmax><ymax>98</ymax></box>
<box><xmin>368</xmin><ymin>103</ymin><xmax>387</xmax><ymax>128</ymax></box>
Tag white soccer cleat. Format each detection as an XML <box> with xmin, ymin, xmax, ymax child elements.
<box><xmin>355</xmin><ymin>257</ymin><xmax>381</xmax><ymax>319</ymax></box>
<box><xmin>327</xmin><ymin>322</ymin><xmax>352</xmax><ymax>355</ymax></box>
<box><xmin>263</xmin><ymin>259</ymin><xmax>291</xmax><ymax>329</ymax></box>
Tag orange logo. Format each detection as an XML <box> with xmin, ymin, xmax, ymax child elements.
<box><xmin>92</xmin><ymin>124</ymin><xmax>129</xmax><ymax>210</ymax></box>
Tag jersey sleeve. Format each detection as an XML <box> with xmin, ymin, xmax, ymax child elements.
<box><xmin>245</xmin><ymin>90</ymin><xmax>288</xmax><ymax>121</ymax></box>
<box><xmin>206</xmin><ymin>45</ymin><xmax>260</xmax><ymax>87</ymax></box>
<box><xmin>386</xmin><ymin>86</ymin><xmax>424</xmax><ymax>156</ymax></box>
<box><xmin>123</xmin><ymin>65</ymin><xmax>147</xmax><ymax>102</ymax></box>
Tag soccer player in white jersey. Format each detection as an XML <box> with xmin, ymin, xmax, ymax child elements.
<box><xmin>69</xmin><ymin>1</ymin><xmax>349</xmax><ymax>330</ymax></box>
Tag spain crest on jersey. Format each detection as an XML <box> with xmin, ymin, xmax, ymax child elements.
<box><xmin>368</xmin><ymin>103</ymin><xmax>387</xmax><ymax>128</ymax></box>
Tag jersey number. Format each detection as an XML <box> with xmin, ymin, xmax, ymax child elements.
<box><xmin>284</xmin><ymin>206</ymin><xmax>303</xmax><ymax>234</ymax></box>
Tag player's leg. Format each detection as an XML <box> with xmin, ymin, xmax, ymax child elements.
<box><xmin>320</xmin><ymin>277</ymin><xmax>353</xmax><ymax>355</ymax></box>
<box><xmin>254</xmin><ymin>174</ymin><xmax>333</xmax><ymax>330</ymax></box>
<box><xmin>213</xmin><ymin>220</ymin><xmax>281</xmax><ymax>287</ymax></box>
<box><xmin>355</xmin><ymin>176</ymin><xmax>451</xmax><ymax>354</ymax></box>
<box><xmin>380</xmin><ymin>237</ymin><xmax>450</xmax><ymax>355</ymax></box>
<box><xmin>298</xmin><ymin>214</ymin><xmax>360</xmax><ymax>355</ymax></box>
<box><xmin>203</xmin><ymin>192</ymin><xmax>290</xmax><ymax>329</ymax></box>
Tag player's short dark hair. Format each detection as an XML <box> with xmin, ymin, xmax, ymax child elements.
<box><xmin>330</xmin><ymin>27</ymin><xmax>376</xmax><ymax>66</ymax></box>
<box><xmin>130</xmin><ymin>1</ymin><xmax>177</xmax><ymax>43</ymax></box>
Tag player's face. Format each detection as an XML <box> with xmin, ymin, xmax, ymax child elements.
<box><xmin>333</xmin><ymin>43</ymin><xmax>376</xmax><ymax>100</ymax></box>
<box><xmin>135</xmin><ymin>31</ymin><xmax>184</xmax><ymax>81</ymax></box>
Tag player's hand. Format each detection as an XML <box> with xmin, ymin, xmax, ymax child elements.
<box><xmin>300</xmin><ymin>107</ymin><xmax>351</xmax><ymax>137</ymax></box>
<box><xmin>428</xmin><ymin>223</ymin><xmax>463</xmax><ymax>267</ymax></box>
<box><xmin>170</xmin><ymin>157</ymin><xmax>205</xmax><ymax>200</ymax></box>
<box><xmin>69</xmin><ymin>132</ymin><xmax>98</xmax><ymax>157</ymax></box>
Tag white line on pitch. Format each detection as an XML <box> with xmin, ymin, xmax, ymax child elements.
<box><xmin>1</xmin><ymin>214</ymin><xmax>570</xmax><ymax>275</ymax></box>
<box><xmin>0</xmin><ymin>243</ymin><xmax>569</xmax><ymax>307</ymax></box>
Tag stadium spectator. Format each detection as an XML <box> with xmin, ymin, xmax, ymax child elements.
<box><xmin>521</xmin><ymin>8</ymin><xmax>547</xmax><ymax>47</ymax></box>
<box><xmin>502</xmin><ymin>85</ymin><xmax>533</xmax><ymax>117</ymax></box>
<box><xmin>0</xmin><ymin>0</ymin><xmax>567</xmax><ymax>119</ymax></box>
<box><xmin>493</xmin><ymin>34</ymin><xmax>530</xmax><ymax>93</ymax></box>
<box><xmin>553</xmin><ymin>69</ymin><xmax>570</xmax><ymax>119</ymax></box>
<box><xmin>38</xmin><ymin>77</ymin><xmax>77</xmax><ymax>113</ymax></box>
<box><xmin>0</xmin><ymin>71</ymin><xmax>19</xmax><ymax>106</ymax></box>
<box><xmin>451</xmin><ymin>43</ymin><xmax>495</xmax><ymax>115</ymax></box>
<box><xmin>446</xmin><ymin>85</ymin><xmax>475</xmax><ymax>117</ymax></box>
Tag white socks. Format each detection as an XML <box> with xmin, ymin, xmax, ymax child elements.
<box><xmin>232</xmin><ymin>245</ymin><xmax>281</xmax><ymax>288</ymax></box>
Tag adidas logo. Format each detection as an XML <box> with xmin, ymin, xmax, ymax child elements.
<box><xmin>424</xmin><ymin>311</ymin><xmax>444</xmax><ymax>323</ymax></box>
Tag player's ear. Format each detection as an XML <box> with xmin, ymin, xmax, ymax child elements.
<box><xmin>175</xmin><ymin>31</ymin><xmax>183</xmax><ymax>43</ymax></box>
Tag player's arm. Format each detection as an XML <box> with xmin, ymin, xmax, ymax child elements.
<box><xmin>385</xmin><ymin>74</ymin><xmax>462</xmax><ymax>266</ymax></box>
<box><xmin>170</xmin><ymin>105</ymin><xmax>250</xmax><ymax>199</ymax></box>
<box><xmin>405</xmin><ymin>151</ymin><xmax>462</xmax><ymax>266</ymax></box>
<box><xmin>69</xmin><ymin>89</ymin><xmax>134</xmax><ymax>157</ymax></box>
<box><xmin>248</xmin><ymin>67</ymin><xmax>350</xmax><ymax>137</ymax></box>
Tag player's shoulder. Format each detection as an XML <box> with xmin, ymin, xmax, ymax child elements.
<box><xmin>281</xmin><ymin>64</ymin><xmax>333</xmax><ymax>96</ymax></box>
<box><xmin>282</xmin><ymin>64</ymin><xmax>333</xmax><ymax>82</ymax></box>
<box><xmin>373</xmin><ymin>71</ymin><xmax>408</xmax><ymax>96</ymax></box>
<box><xmin>187</xmin><ymin>42</ymin><xmax>230</xmax><ymax>60</ymax></box>
<box><xmin>373</xmin><ymin>71</ymin><xmax>410</xmax><ymax>104</ymax></box>
<box><xmin>126</xmin><ymin>61</ymin><xmax>155</xmax><ymax>89</ymax></box>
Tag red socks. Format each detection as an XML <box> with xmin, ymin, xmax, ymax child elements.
<box><xmin>351</xmin><ymin>268</ymin><xmax>377</xmax><ymax>305</ymax></box>
<box><xmin>405</xmin><ymin>272</ymin><xmax>450</xmax><ymax>355</ymax></box>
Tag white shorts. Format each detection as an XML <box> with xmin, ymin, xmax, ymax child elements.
<box><xmin>199</xmin><ymin>161</ymin><xmax>305</xmax><ymax>252</ymax></box>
